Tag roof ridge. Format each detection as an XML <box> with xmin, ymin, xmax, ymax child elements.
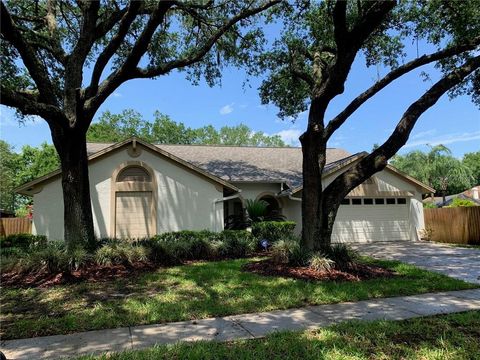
<box><xmin>86</xmin><ymin>141</ymin><xmax>343</xmax><ymax>151</ymax></box>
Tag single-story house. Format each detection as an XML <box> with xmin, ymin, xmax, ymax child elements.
<box><xmin>16</xmin><ymin>137</ymin><xmax>434</xmax><ymax>243</ymax></box>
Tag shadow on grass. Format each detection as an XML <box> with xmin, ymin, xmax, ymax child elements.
<box><xmin>1</xmin><ymin>258</ymin><xmax>476</xmax><ymax>340</ymax></box>
<box><xmin>75</xmin><ymin>311</ymin><xmax>480</xmax><ymax>360</ymax></box>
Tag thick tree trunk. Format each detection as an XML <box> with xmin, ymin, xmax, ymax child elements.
<box><xmin>52</xmin><ymin>127</ymin><xmax>95</xmax><ymax>251</ymax></box>
<box><xmin>318</xmin><ymin>195</ymin><xmax>343</xmax><ymax>251</ymax></box>
<box><xmin>300</xmin><ymin>130</ymin><xmax>327</xmax><ymax>251</ymax></box>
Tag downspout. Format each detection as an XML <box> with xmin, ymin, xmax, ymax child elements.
<box><xmin>212</xmin><ymin>191</ymin><xmax>242</xmax><ymax>232</ymax></box>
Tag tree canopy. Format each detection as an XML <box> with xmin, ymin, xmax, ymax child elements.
<box><xmin>87</xmin><ymin>109</ymin><xmax>286</xmax><ymax>146</ymax></box>
<box><xmin>254</xmin><ymin>0</ymin><xmax>480</xmax><ymax>249</ymax></box>
<box><xmin>0</xmin><ymin>0</ymin><xmax>280</xmax><ymax>249</ymax></box>
<box><xmin>391</xmin><ymin>145</ymin><xmax>474</xmax><ymax>196</ymax></box>
<box><xmin>462</xmin><ymin>151</ymin><xmax>480</xmax><ymax>185</ymax></box>
<box><xmin>0</xmin><ymin>140</ymin><xmax>59</xmax><ymax>213</ymax></box>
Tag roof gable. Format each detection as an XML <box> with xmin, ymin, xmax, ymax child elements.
<box><xmin>15</xmin><ymin>138</ymin><xmax>239</xmax><ymax>195</ymax></box>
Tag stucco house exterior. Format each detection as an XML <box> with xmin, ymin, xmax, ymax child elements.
<box><xmin>16</xmin><ymin>137</ymin><xmax>434</xmax><ymax>243</ymax></box>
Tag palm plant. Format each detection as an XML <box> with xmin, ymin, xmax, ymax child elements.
<box><xmin>245</xmin><ymin>199</ymin><xmax>269</xmax><ymax>223</ymax></box>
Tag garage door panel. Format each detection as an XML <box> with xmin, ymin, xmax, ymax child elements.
<box><xmin>331</xmin><ymin>204</ymin><xmax>410</xmax><ymax>243</ymax></box>
<box><xmin>115</xmin><ymin>191</ymin><xmax>153</xmax><ymax>239</ymax></box>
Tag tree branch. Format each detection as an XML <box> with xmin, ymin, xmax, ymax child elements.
<box><xmin>1</xmin><ymin>86</ymin><xmax>68</xmax><ymax>126</ymax></box>
<box><xmin>87</xmin><ymin>1</ymin><xmax>141</xmax><ymax>97</ymax></box>
<box><xmin>332</xmin><ymin>0</ymin><xmax>347</xmax><ymax>51</ymax></box>
<box><xmin>0</xmin><ymin>1</ymin><xmax>57</xmax><ymax>105</ymax></box>
<box><xmin>63</xmin><ymin>1</ymin><xmax>100</xmax><ymax>123</ymax></box>
<box><xmin>325</xmin><ymin>36</ymin><xmax>480</xmax><ymax>139</ymax></box>
<box><xmin>134</xmin><ymin>0</ymin><xmax>281</xmax><ymax>78</ymax></box>
<box><xmin>312</xmin><ymin>1</ymin><xmax>394</xmax><ymax>112</ymax></box>
<box><xmin>86</xmin><ymin>0</ymin><xmax>280</xmax><ymax>115</ymax></box>
<box><xmin>84</xmin><ymin>1</ymin><xmax>176</xmax><ymax>120</ymax></box>
<box><xmin>324</xmin><ymin>54</ymin><xmax>480</xmax><ymax>201</ymax></box>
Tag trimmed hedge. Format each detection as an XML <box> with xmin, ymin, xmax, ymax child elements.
<box><xmin>252</xmin><ymin>221</ymin><xmax>296</xmax><ymax>242</ymax></box>
<box><xmin>142</xmin><ymin>230</ymin><xmax>256</xmax><ymax>264</ymax></box>
<box><xmin>0</xmin><ymin>234</ymin><xmax>47</xmax><ymax>249</ymax></box>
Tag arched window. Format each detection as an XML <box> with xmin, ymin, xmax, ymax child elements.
<box><xmin>116</xmin><ymin>166</ymin><xmax>151</xmax><ymax>182</ymax></box>
<box><xmin>259</xmin><ymin>195</ymin><xmax>281</xmax><ymax>216</ymax></box>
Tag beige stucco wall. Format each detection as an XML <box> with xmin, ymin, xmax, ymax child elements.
<box><xmin>33</xmin><ymin>145</ymin><xmax>224</xmax><ymax>239</ymax></box>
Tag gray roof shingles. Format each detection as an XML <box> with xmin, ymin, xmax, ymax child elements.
<box><xmin>86</xmin><ymin>143</ymin><xmax>352</xmax><ymax>187</ymax></box>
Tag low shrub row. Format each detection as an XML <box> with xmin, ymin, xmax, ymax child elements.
<box><xmin>0</xmin><ymin>234</ymin><xmax>47</xmax><ymax>249</ymax></box>
<box><xmin>0</xmin><ymin>223</ymin><xmax>296</xmax><ymax>275</ymax></box>
<box><xmin>0</xmin><ymin>230</ymin><xmax>258</xmax><ymax>274</ymax></box>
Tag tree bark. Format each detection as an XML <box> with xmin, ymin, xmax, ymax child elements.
<box><xmin>300</xmin><ymin>129</ymin><xmax>327</xmax><ymax>251</ymax></box>
<box><xmin>51</xmin><ymin>126</ymin><xmax>95</xmax><ymax>251</ymax></box>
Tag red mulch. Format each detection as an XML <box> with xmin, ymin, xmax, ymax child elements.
<box><xmin>242</xmin><ymin>259</ymin><xmax>396</xmax><ymax>282</ymax></box>
<box><xmin>0</xmin><ymin>262</ymin><xmax>157</xmax><ymax>288</ymax></box>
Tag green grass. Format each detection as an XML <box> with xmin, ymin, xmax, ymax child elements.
<box><xmin>77</xmin><ymin>311</ymin><xmax>480</xmax><ymax>360</ymax></box>
<box><xmin>1</xmin><ymin>257</ymin><xmax>476</xmax><ymax>340</ymax></box>
<box><xmin>448</xmin><ymin>243</ymin><xmax>480</xmax><ymax>249</ymax></box>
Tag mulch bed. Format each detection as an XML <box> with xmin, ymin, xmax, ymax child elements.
<box><xmin>0</xmin><ymin>262</ymin><xmax>157</xmax><ymax>288</ymax></box>
<box><xmin>242</xmin><ymin>259</ymin><xmax>396</xmax><ymax>282</ymax></box>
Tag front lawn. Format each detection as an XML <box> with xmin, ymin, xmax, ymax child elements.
<box><xmin>1</xmin><ymin>257</ymin><xmax>476</xmax><ymax>340</ymax></box>
<box><xmin>77</xmin><ymin>311</ymin><xmax>480</xmax><ymax>360</ymax></box>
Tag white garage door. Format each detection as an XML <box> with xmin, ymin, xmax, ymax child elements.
<box><xmin>331</xmin><ymin>198</ymin><xmax>410</xmax><ymax>243</ymax></box>
<box><xmin>115</xmin><ymin>191</ymin><xmax>153</xmax><ymax>239</ymax></box>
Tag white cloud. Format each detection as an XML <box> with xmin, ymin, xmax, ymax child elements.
<box><xmin>112</xmin><ymin>92</ymin><xmax>123</xmax><ymax>98</ymax></box>
<box><xmin>404</xmin><ymin>130</ymin><xmax>480</xmax><ymax>148</ymax></box>
<box><xmin>275</xmin><ymin>128</ymin><xmax>302</xmax><ymax>146</ymax></box>
<box><xmin>410</xmin><ymin>129</ymin><xmax>437</xmax><ymax>140</ymax></box>
<box><xmin>219</xmin><ymin>103</ymin><xmax>234</xmax><ymax>115</ymax></box>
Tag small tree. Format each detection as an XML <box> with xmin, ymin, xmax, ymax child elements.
<box><xmin>1</xmin><ymin>0</ymin><xmax>280</xmax><ymax>250</ymax></box>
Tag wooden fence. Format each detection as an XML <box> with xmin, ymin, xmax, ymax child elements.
<box><xmin>424</xmin><ymin>207</ymin><xmax>480</xmax><ymax>245</ymax></box>
<box><xmin>0</xmin><ymin>218</ymin><xmax>32</xmax><ymax>237</ymax></box>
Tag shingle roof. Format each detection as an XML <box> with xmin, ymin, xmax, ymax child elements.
<box><xmin>87</xmin><ymin>143</ymin><xmax>352</xmax><ymax>187</ymax></box>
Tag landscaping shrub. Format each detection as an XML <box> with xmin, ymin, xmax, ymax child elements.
<box><xmin>271</xmin><ymin>238</ymin><xmax>311</xmax><ymax>266</ymax></box>
<box><xmin>94</xmin><ymin>242</ymin><xmax>148</xmax><ymax>266</ymax></box>
<box><xmin>140</xmin><ymin>230</ymin><xmax>255</xmax><ymax>264</ymax></box>
<box><xmin>1</xmin><ymin>241</ymin><xmax>81</xmax><ymax>274</ymax></box>
<box><xmin>325</xmin><ymin>244</ymin><xmax>359</xmax><ymax>270</ymax></box>
<box><xmin>219</xmin><ymin>231</ymin><xmax>256</xmax><ymax>258</ymax></box>
<box><xmin>0</xmin><ymin>234</ymin><xmax>47</xmax><ymax>249</ymax></box>
<box><xmin>309</xmin><ymin>253</ymin><xmax>335</xmax><ymax>272</ymax></box>
<box><xmin>252</xmin><ymin>221</ymin><xmax>296</xmax><ymax>242</ymax></box>
<box><xmin>37</xmin><ymin>242</ymin><xmax>71</xmax><ymax>273</ymax></box>
<box><xmin>1</xmin><ymin>230</ymin><xmax>257</xmax><ymax>275</ymax></box>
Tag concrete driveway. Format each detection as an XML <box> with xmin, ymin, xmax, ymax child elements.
<box><xmin>354</xmin><ymin>241</ymin><xmax>480</xmax><ymax>284</ymax></box>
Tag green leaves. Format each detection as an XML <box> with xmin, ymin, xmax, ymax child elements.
<box><xmin>391</xmin><ymin>145</ymin><xmax>474</xmax><ymax>195</ymax></box>
<box><xmin>87</xmin><ymin>109</ymin><xmax>286</xmax><ymax>147</ymax></box>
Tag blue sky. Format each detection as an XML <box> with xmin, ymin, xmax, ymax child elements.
<box><xmin>1</xmin><ymin>40</ymin><xmax>479</xmax><ymax>158</ymax></box>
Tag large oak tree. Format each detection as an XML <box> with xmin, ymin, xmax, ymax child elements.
<box><xmin>257</xmin><ymin>0</ymin><xmax>480</xmax><ymax>250</ymax></box>
<box><xmin>1</xmin><ymin>0</ymin><xmax>279</xmax><ymax>249</ymax></box>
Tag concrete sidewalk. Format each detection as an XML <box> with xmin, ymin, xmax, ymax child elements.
<box><xmin>2</xmin><ymin>289</ymin><xmax>480</xmax><ymax>359</ymax></box>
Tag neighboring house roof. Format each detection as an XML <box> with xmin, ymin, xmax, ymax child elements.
<box><xmin>86</xmin><ymin>142</ymin><xmax>352</xmax><ymax>188</ymax></box>
<box><xmin>15</xmin><ymin>138</ymin><xmax>239</xmax><ymax>195</ymax></box>
<box><xmin>423</xmin><ymin>185</ymin><xmax>480</xmax><ymax>206</ymax></box>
